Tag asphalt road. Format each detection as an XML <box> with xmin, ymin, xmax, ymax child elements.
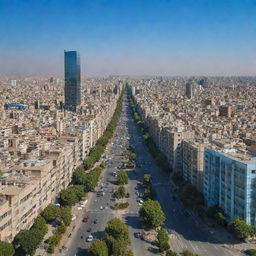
<box><xmin>66</xmin><ymin>95</ymin><xmax>155</xmax><ymax>256</ymax></box>
<box><xmin>65</xmin><ymin>93</ymin><xmax>240</xmax><ymax>256</ymax></box>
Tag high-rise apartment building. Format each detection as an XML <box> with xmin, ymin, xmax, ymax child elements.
<box><xmin>204</xmin><ymin>147</ymin><xmax>256</xmax><ymax>225</ymax></box>
<box><xmin>182</xmin><ymin>139</ymin><xmax>205</xmax><ymax>192</ymax></box>
<box><xmin>64</xmin><ymin>50</ymin><xmax>81</xmax><ymax>112</ymax></box>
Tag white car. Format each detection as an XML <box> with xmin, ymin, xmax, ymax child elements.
<box><xmin>80</xmin><ymin>204</ymin><xmax>85</xmax><ymax>208</ymax></box>
<box><xmin>100</xmin><ymin>205</ymin><xmax>103</xmax><ymax>210</ymax></box>
<box><xmin>137</xmin><ymin>199</ymin><xmax>144</xmax><ymax>204</ymax></box>
<box><xmin>86</xmin><ymin>235</ymin><xmax>93</xmax><ymax>242</ymax></box>
<box><xmin>77</xmin><ymin>207</ymin><xmax>82</xmax><ymax>210</ymax></box>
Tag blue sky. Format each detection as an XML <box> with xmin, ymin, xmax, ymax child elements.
<box><xmin>0</xmin><ymin>0</ymin><xmax>256</xmax><ymax>76</ymax></box>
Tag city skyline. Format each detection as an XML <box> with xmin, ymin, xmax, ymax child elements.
<box><xmin>1</xmin><ymin>0</ymin><xmax>256</xmax><ymax>77</ymax></box>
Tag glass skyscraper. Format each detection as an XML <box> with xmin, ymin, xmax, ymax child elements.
<box><xmin>64</xmin><ymin>50</ymin><xmax>81</xmax><ymax>112</ymax></box>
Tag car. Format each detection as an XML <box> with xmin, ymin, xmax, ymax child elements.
<box><xmin>80</xmin><ymin>204</ymin><xmax>85</xmax><ymax>208</ymax></box>
<box><xmin>86</xmin><ymin>235</ymin><xmax>93</xmax><ymax>242</ymax></box>
<box><xmin>77</xmin><ymin>207</ymin><xmax>82</xmax><ymax>210</ymax></box>
<box><xmin>71</xmin><ymin>215</ymin><xmax>76</xmax><ymax>221</ymax></box>
<box><xmin>87</xmin><ymin>227</ymin><xmax>92</xmax><ymax>232</ymax></box>
<box><xmin>93</xmin><ymin>219</ymin><xmax>98</xmax><ymax>224</ymax></box>
<box><xmin>82</xmin><ymin>216</ymin><xmax>89</xmax><ymax>222</ymax></box>
<box><xmin>134</xmin><ymin>232</ymin><xmax>141</xmax><ymax>238</ymax></box>
<box><xmin>137</xmin><ymin>199</ymin><xmax>144</xmax><ymax>204</ymax></box>
<box><xmin>100</xmin><ymin>206</ymin><xmax>103</xmax><ymax>210</ymax></box>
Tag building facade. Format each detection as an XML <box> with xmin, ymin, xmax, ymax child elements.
<box><xmin>182</xmin><ymin>139</ymin><xmax>205</xmax><ymax>192</ymax></box>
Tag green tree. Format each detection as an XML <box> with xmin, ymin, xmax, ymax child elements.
<box><xmin>157</xmin><ymin>228</ymin><xmax>170</xmax><ymax>252</ymax></box>
<box><xmin>229</xmin><ymin>217</ymin><xmax>251</xmax><ymax>240</ymax></box>
<box><xmin>105</xmin><ymin>236</ymin><xmax>130</xmax><ymax>256</ymax></box>
<box><xmin>100</xmin><ymin>161</ymin><xmax>107</xmax><ymax>168</ymax></box>
<box><xmin>13</xmin><ymin>228</ymin><xmax>44</xmax><ymax>256</ymax></box>
<box><xmin>60</xmin><ymin>206</ymin><xmax>72</xmax><ymax>226</ymax></box>
<box><xmin>88</xmin><ymin>239</ymin><xmax>108</xmax><ymax>256</ymax></box>
<box><xmin>41</xmin><ymin>204</ymin><xmax>60</xmax><ymax>222</ymax></box>
<box><xmin>165</xmin><ymin>250</ymin><xmax>179</xmax><ymax>256</ymax></box>
<box><xmin>129</xmin><ymin>152</ymin><xmax>136</xmax><ymax>161</ymax></box>
<box><xmin>181</xmin><ymin>249</ymin><xmax>199</xmax><ymax>256</ymax></box>
<box><xmin>139</xmin><ymin>199</ymin><xmax>166</xmax><ymax>228</ymax></box>
<box><xmin>115</xmin><ymin>185</ymin><xmax>126</xmax><ymax>199</ymax></box>
<box><xmin>105</xmin><ymin>218</ymin><xmax>130</xmax><ymax>243</ymax></box>
<box><xmin>72</xmin><ymin>185</ymin><xmax>86</xmax><ymax>200</ymax></box>
<box><xmin>47</xmin><ymin>234</ymin><xmax>61</xmax><ymax>253</ymax></box>
<box><xmin>32</xmin><ymin>215</ymin><xmax>48</xmax><ymax>235</ymax></box>
<box><xmin>73</xmin><ymin>167</ymin><xmax>86</xmax><ymax>184</ymax></box>
<box><xmin>59</xmin><ymin>188</ymin><xmax>78</xmax><ymax>206</ymax></box>
<box><xmin>84</xmin><ymin>157</ymin><xmax>95</xmax><ymax>170</ymax></box>
<box><xmin>56</xmin><ymin>224</ymin><xmax>67</xmax><ymax>234</ymax></box>
<box><xmin>124</xmin><ymin>249</ymin><xmax>134</xmax><ymax>256</ymax></box>
<box><xmin>0</xmin><ymin>241</ymin><xmax>15</xmax><ymax>256</ymax></box>
<box><xmin>143</xmin><ymin>174</ymin><xmax>152</xmax><ymax>185</ymax></box>
<box><xmin>117</xmin><ymin>171</ymin><xmax>128</xmax><ymax>185</ymax></box>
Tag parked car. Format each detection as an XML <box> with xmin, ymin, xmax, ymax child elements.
<box><xmin>134</xmin><ymin>232</ymin><xmax>142</xmax><ymax>239</ymax></box>
<box><xmin>82</xmin><ymin>216</ymin><xmax>89</xmax><ymax>222</ymax></box>
<box><xmin>86</xmin><ymin>235</ymin><xmax>93</xmax><ymax>242</ymax></box>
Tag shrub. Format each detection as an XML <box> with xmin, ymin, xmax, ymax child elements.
<box><xmin>245</xmin><ymin>249</ymin><xmax>256</xmax><ymax>256</ymax></box>
<box><xmin>166</xmin><ymin>250</ymin><xmax>179</xmax><ymax>256</ymax></box>
<box><xmin>157</xmin><ymin>228</ymin><xmax>170</xmax><ymax>252</ymax></box>
<box><xmin>114</xmin><ymin>202</ymin><xmax>129</xmax><ymax>209</ymax></box>
<box><xmin>56</xmin><ymin>224</ymin><xmax>66</xmax><ymax>235</ymax></box>
<box><xmin>47</xmin><ymin>234</ymin><xmax>61</xmax><ymax>254</ymax></box>
<box><xmin>229</xmin><ymin>217</ymin><xmax>251</xmax><ymax>240</ymax></box>
<box><xmin>114</xmin><ymin>185</ymin><xmax>126</xmax><ymax>199</ymax></box>
<box><xmin>117</xmin><ymin>171</ymin><xmax>128</xmax><ymax>185</ymax></box>
<box><xmin>60</xmin><ymin>206</ymin><xmax>72</xmax><ymax>226</ymax></box>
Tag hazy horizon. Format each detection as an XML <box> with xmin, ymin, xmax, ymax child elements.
<box><xmin>1</xmin><ymin>0</ymin><xmax>256</xmax><ymax>77</ymax></box>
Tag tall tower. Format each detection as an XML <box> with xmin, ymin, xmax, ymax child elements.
<box><xmin>64</xmin><ymin>50</ymin><xmax>81</xmax><ymax>112</ymax></box>
<box><xmin>185</xmin><ymin>81</ymin><xmax>193</xmax><ymax>99</ymax></box>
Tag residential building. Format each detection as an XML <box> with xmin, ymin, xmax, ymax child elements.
<box><xmin>204</xmin><ymin>147</ymin><xmax>256</xmax><ymax>225</ymax></box>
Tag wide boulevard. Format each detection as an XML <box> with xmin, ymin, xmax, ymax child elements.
<box><xmin>65</xmin><ymin>93</ymin><xmax>239</xmax><ymax>256</ymax></box>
